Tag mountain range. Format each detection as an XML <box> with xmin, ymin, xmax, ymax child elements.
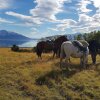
<box><xmin>40</xmin><ymin>32</ymin><xmax>81</xmax><ymax>41</ymax></box>
<box><xmin>0</xmin><ymin>30</ymin><xmax>81</xmax><ymax>47</ymax></box>
<box><xmin>0</xmin><ymin>30</ymin><xmax>32</xmax><ymax>40</ymax></box>
<box><xmin>0</xmin><ymin>30</ymin><xmax>32</xmax><ymax>47</ymax></box>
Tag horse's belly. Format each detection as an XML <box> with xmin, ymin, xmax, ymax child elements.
<box><xmin>71</xmin><ymin>53</ymin><xmax>82</xmax><ymax>58</ymax></box>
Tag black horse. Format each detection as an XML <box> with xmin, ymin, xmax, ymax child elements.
<box><xmin>36</xmin><ymin>36</ymin><xmax>68</xmax><ymax>58</ymax></box>
<box><xmin>36</xmin><ymin>40</ymin><xmax>54</xmax><ymax>58</ymax></box>
<box><xmin>53</xmin><ymin>35</ymin><xmax>69</xmax><ymax>58</ymax></box>
<box><xmin>88</xmin><ymin>40</ymin><xmax>100</xmax><ymax>64</ymax></box>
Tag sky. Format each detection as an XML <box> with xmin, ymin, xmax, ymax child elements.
<box><xmin>0</xmin><ymin>0</ymin><xmax>100</xmax><ymax>38</ymax></box>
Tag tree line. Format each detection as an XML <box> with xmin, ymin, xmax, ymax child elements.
<box><xmin>75</xmin><ymin>30</ymin><xmax>100</xmax><ymax>43</ymax></box>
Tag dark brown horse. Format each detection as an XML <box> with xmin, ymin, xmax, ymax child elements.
<box><xmin>53</xmin><ymin>35</ymin><xmax>69</xmax><ymax>58</ymax></box>
<box><xmin>36</xmin><ymin>36</ymin><xmax>68</xmax><ymax>58</ymax></box>
<box><xmin>88</xmin><ymin>40</ymin><xmax>100</xmax><ymax>64</ymax></box>
<box><xmin>36</xmin><ymin>40</ymin><xmax>54</xmax><ymax>58</ymax></box>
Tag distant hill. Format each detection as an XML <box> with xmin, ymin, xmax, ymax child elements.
<box><xmin>40</xmin><ymin>33</ymin><xmax>81</xmax><ymax>41</ymax></box>
<box><xmin>0</xmin><ymin>30</ymin><xmax>81</xmax><ymax>47</ymax></box>
<box><xmin>0</xmin><ymin>30</ymin><xmax>32</xmax><ymax>47</ymax></box>
<box><xmin>0</xmin><ymin>30</ymin><xmax>31</xmax><ymax>40</ymax></box>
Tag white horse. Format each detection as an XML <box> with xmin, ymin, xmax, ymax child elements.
<box><xmin>60</xmin><ymin>40</ymin><xmax>89</xmax><ymax>68</ymax></box>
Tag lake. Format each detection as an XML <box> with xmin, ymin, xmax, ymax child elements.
<box><xmin>19</xmin><ymin>40</ymin><xmax>38</xmax><ymax>47</ymax></box>
<box><xmin>0</xmin><ymin>39</ymin><xmax>38</xmax><ymax>47</ymax></box>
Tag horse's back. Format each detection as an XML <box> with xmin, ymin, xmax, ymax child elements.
<box><xmin>61</xmin><ymin>41</ymin><xmax>74</xmax><ymax>57</ymax></box>
<box><xmin>61</xmin><ymin>40</ymin><xmax>89</xmax><ymax>58</ymax></box>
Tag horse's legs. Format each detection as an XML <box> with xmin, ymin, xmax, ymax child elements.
<box><xmin>38</xmin><ymin>52</ymin><xmax>42</xmax><ymax>59</ymax></box>
<box><xmin>91</xmin><ymin>53</ymin><xmax>97</xmax><ymax>64</ymax></box>
<box><xmin>65</xmin><ymin>57</ymin><xmax>70</xmax><ymax>63</ymax></box>
<box><xmin>68</xmin><ymin>58</ymin><xmax>71</xmax><ymax>63</ymax></box>
<box><xmin>53</xmin><ymin>51</ymin><xmax>56</xmax><ymax>58</ymax></box>
<box><xmin>80</xmin><ymin>54</ymin><xmax>88</xmax><ymax>69</ymax></box>
<box><xmin>40</xmin><ymin>56</ymin><xmax>42</xmax><ymax>59</ymax></box>
<box><xmin>53</xmin><ymin>52</ymin><xmax>55</xmax><ymax>58</ymax></box>
<box><xmin>60</xmin><ymin>56</ymin><xmax>63</xmax><ymax>68</ymax></box>
<box><xmin>85</xmin><ymin>55</ymin><xmax>88</xmax><ymax>68</ymax></box>
<box><xmin>58</xmin><ymin>49</ymin><xmax>61</xmax><ymax>58</ymax></box>
<box><xmin>80</xmin><ymin>57</ymin><xmax>84</xmax><ymax>68</ymax></box>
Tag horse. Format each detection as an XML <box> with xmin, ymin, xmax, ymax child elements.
<box><xmin>53</xmin><ymin>35</ymin><xmax>69</xmax><ymax>58</ymax></box>
<box><xmin>88</xmin><ymin>40</ymin><xmax>100</xmax><ymax>64</ymax></box>
<box><xmin>36</xmin><ymin>35</ymin><xmax>68</xmax><ymax>59</ymax></box>
<box><xmin>36</xmin><ymin>40</ymin><xmax>54</xmax><ymax>59</ymax></box>
<box><xmin>60</xmin><ymin>40</ymin><xmax>89</xmax><ymax>68</ymax></box>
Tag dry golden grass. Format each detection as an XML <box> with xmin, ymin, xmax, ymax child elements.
<box><xmin>0</xmin><ymin>48</ymin><xmax>100</xmax><ymax>100</ymax></box>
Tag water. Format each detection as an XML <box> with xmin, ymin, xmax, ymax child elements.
<box><xmin>19</xmin><ymin>40</ymin><xmax>38</xmax><ymax>47</ymax></box>
<box><xmin>0</xmin><ymin>40</ymin><xmax>38</xmax><ymax>47</ymax></box>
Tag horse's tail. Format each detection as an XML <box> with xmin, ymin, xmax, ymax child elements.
<box><xmin>36</xmin><ymin>45</ymin><xmax>42</xmax><ymax>58</ymax></box>
<box><xmin>60</xmin><ymin>43</ymin><xmax>66</xmax><ymax>67</ymax></box>
<box><xmin>60</xmin><ymin>43</ymin><xmax>66</xmax><ymax>59</ymax></box>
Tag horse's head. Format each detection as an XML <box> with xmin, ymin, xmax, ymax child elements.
<box><xmin>36</xmin><ymin>41</ymin><xmax>46</xmax><ymax>58</ymax></box>
<box><xmin>54</xmin><ymin>35</ymin><xmax>68</xmax><ymax>43</ymax></box>
<box><xmin>53</xmin><ymin>35</ymin><xmax>69</xmax><ymax>57</ymax></box>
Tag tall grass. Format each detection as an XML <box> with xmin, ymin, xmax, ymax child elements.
<box><xmin>0</xmin><ymin>48</ymin><xmax>100</xmax><ymax>100</ymax></box>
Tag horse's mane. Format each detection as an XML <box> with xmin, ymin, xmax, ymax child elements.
<box><xmin>54</xmin><ymin>35</ymin><xmax>68</xmax><ymax>43</ymax></box>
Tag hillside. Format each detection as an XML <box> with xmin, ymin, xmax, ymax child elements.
<box><xmin>0</xmin><ymin>48</ymin><xmax>100</xmax><ymax>100</ymax></box>
<box><xmin>40</xmin><ymin>33</ymin><xmax>81</xmax><ymax>41</ymax></box>
<box><xmin>0</xmin><ymin>30</ymin><xmax>31</xmax><ymax>40</ymax></box>
<box><xmin>0</xmin><ymin>30</ymin><xmax>32</xmax><ymax>47</ymax></box>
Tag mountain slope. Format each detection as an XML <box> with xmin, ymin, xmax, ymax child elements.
<box><xmin>0</xmin><ymin>30</ymin><xmax>31</xmax><ymax>40</ymax></box>
<box><xmin>40</xmin><ymin>33</ymin><xmax>81</xmax><ymax>41</ymax></box>
<box><xmin>0</xmin><ymin>30</ymin><xmax>32</xmax><ymax>47</ymax></box>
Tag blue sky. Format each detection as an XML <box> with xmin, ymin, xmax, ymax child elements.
<box><xmin>0</xmin><ymin>0</ymin><xmax>100</xmax><ymax>38</ymax></box>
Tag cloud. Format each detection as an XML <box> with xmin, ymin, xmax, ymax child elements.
<box><xmin>6</xmin><ymin>11</ymin><xmax>42</xmax><ymax>25</ymax></box>
<box><xmin>72</xmin><ymin>26</ymin><xmax>100</xmax><ymax>33</ymax></box>
<box><xmin>77</xmin><ymin>14</ymin><xmax>92</xmax><ymax>26</ymax></box>
<box><xmin>5</xmin><ymin>0</ymin><xmax>71</xmax><ymax>26</ymax></box>
<box><xmin>48</xmin><ymin>27</ymin><xmax>59</xmax><ymax>31</ymax></box>
<box><xmin>30</xmin><ymin>0</ymin><xmax>71</xmax><ymax>22</ymax></box>
<box><xmin>72</xmin><ymin>13</ymin><xmax>100</xmax><ymax>33</ymax></box>
<box><xmin>0</xmin><ymin>0</ymin><xmax>12</xmax><ymax>9</ymax></box>
<box><xmin>56</xmin><ymin>19</ymin><xmax>77</xmax><ymax>31</ymax></box>
<box><xmin>90</xmin><ymin>0</ymin><xmax>100</xmax><ymax>8</ymax></box>
<box><xmin>90</xmin><ymin>0</ymin><xmax>100</xmax><ymax>14</ymax></box>
<box><xmin>54</xmin><ymin>11</ymin><xmax>100</xmax><ymax>33</ymax></box>
<box><xmin>0</xmin><ymin>17</ymin><xmax>13</xmax><ymax>23</ymax></box>
<box><xmin>3</xmin><ymin>0</ymin><xmax>100</xmax><ymax>36</ymax></box>
<box><xmin>77</xmin><ymin>0</ymin><xmax>92</xmax><ymax>13</ymax></box>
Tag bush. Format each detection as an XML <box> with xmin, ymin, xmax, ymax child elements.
<box><xmin>32</xmin><ymin>47</ymin><xmax>36</xmax><ymax>52</ymax></box>
<box><xmin>11</xmin><ymin>44</ymin><xmax>19</xmax><ymax>52</ymax></box>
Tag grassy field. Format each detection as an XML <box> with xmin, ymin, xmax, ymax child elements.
<box><xmin>0</xmin><ymin>48</ymin><xmax>100</xmax><ymax>100</ymax></box>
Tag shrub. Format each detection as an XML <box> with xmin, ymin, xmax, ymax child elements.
<box><xmin>11</xmin><ymin>44</ymin><xmax>19</xmax><ymax>52</ymax></box>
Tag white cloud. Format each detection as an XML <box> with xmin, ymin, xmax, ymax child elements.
<box><xmin>3</xmin><ymin>0</ymin><xmax>100</xmax><ymax>36</ymax></box>
<box><xmin>55</xmin><ymin>12</ymin><xmax>100</xmax><ymax>33</ymax></box>
<box><xmin>90</xmin><ymin>0</ymin><xmax>100</xmax><ymax>14</ymax></box>
<box><xmin>48</xmin><ymin>27</ymin><xmax>59</xmax><ymax>31</ymax></box>
<box><xmin>5</xmin><ymin>0</ymin><xmax>71</xmax><ymax>26</ymax></box>
<box><xmin>93</xmin><ymin>13</ymin><xmax>100</xmax><ymax>23</ymax></box>
<box><xmin>30</xmin><ymin>0</ymin><xmax>71</xmax><ymax>22</ymax></box>
<box><xmin>6</xmin><ymin>11</ymin><xmax>42</xmax><ymax>25</ymax></box>
<box><xmin>56</xmin><ymin>19</ymin><xmax>77</xmax><ymax>31</ymax></box>
<box><xmin>90</xmin><ymin>0</ymin><xmax>100</xmax><ymax>8</ymax></box>
<box><xmin>72</xmin><ymin>26</ymin><xmax>100</xmax><ymax>33</ymax></box>
<box><xmin>31</xmin><ymin>27</ymin><xmax>38</xmax><ymax>32</ymax></box>
<box><xmin>0</xmin><ymin>17</ymin><xmax>13</xmax><ymax>23</ymax></box>
<box><xmin>0</xmin><ymin>0</ymin><xmax>12</xmax><ymax>9</ymax></box>
<box><xmin>77</xmin><ymin>14</ymin><xmax>92</xmax><ymax>26</ymax></box>
<box><xmin>77</xmin><ymin>0</ymin><xmax>92</xmax><ymax>13</ymax></box>
<box><xmin>72</xmin><ymin>13</ymin><xmax>100</xmax><ymax>33</ymax></box>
